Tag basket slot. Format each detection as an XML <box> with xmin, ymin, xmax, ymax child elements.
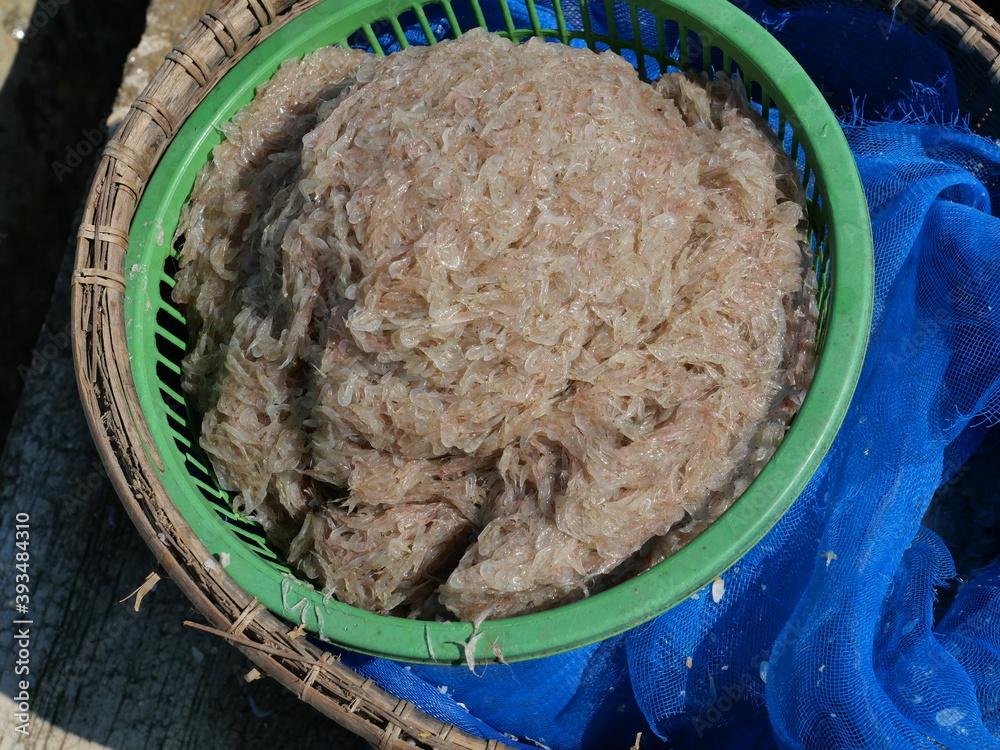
<box><xmin>376</xmin><ymin>13</ymin><xmax>419</xmax><ymax>54</ymax></box>
<box><xmin>156</xmin><ymin>353</ymin><xmax>182</xmax><ymax>377</ymax></box>
<box><xmin>523</xmin><ymin>0</ymin><xmax>544</xmax><ymax>36</ymax></box>
<box><xmin>808</xmin><ymin>199</ymin><xmax>827</xmax><ymax>246</ymax></box>
<box><xmin>693</xmin><ymin>31</ymin><xmax>707</xmax><ymax>71</ymax></box>
<box><xmin>438</xmin><ymin>0</ymin><xmax>464</xmax><ymax>36</ymax></box>
<box><xmin>761</xmin><ymin>91</ymin><xmax>773</xmax><ymax>120</ymax></box>
<box><xmin>164</xmin><ymin>414</ymin><xmax>192</xmax><ymax>449</ymax></box>
<box><xmin>221</xmin><ymin>513</ymin><xmax>281</xmax><ymax>559</ymax></box>
<box><xmin>190</xmin><ymin>469</ymin><xmax>227</xmax><ymax>501</ymax></box>
<box><xmin>640</xmin><ymin>54</ymin><xmax>659</xmax><ymax>82</ymax></box>
<box><xmin>156</xmin><ymin>362</ymin><xmax>184</xmax><ymax>404</ymax></box>
<box><xmin>361</xmin><ymin>24</ymin><xmax>385</xmax><ymax>54</ymax></box>
<box><xmin>630</xmin><ymin>6</ymin><xmax>644</xmax><ymax>73</ymax></box>
<box><xmin>815</xmin><ymin>238</ymin><xmax>833</xmax><ymax>348</ymax></box>
<box><xmin>708</xmin><ymin>44</ymin><xmax>723</xmax><ymax>75</ymax></box>
<box><xmin>230</xmin><ymin>523</ymin><xmax>281</xmax><ymax>557</ymax></box>
<box><xmin>658</xmin><ymin>18</ymin><xmax>681</xmax><ymax>71</ymax></box>
<box><xmin>577</xmin><ymin>0</ymin><xmax>594</xmax><ymax>45</ymax></box>
<box><xmin>169</xmin><ymin>233</ymin><xmax>184</xmax><ymax>255</ymax></box>
<box><xmin>417</xmin><ymin>0</ymin><xmax>477</xmax><ymax>34</ymax></box>
<box><xmin>388</xmin><ymin>16</ymin><xmax>410</xmax><ymax>47</ymax></box>
<box><xmin>157</xmin><ymin>379</ymin><xmax>187</xmax><ymax>410</ymax></box>
<box><xmin>551</xmin><ymin>0</ymin><xmax>570</xmax><ymax>42</ymax></box>
<box><xmin>617</xmin><ymin>0</ymin><xmax>634</xmax><ymax>43</ymax></box>
<box><xmin>633</xmin><ymin>7</ymin><xmax>661</xmax><ymax>80</ymax></box>
<box><xmin>655</xmin><ymin>17</ymin><xmax>667</xmax><ymax>67</ymax></box>
<box><xmin>498</xmin><ymin>0</ymin><xmax>518</xmax><ymax>37</ymax></box>
<box><xmin>732</xmin><ymin>63</ymin><xmax>749</xmax><ymax>93</ymax></box>
<box><xmin>169</xmin><ymin>428</ymin><xmax>193</xmax><ymax>451</ymax></box>
<box><xmin>208</xmin><ymin>501</ymin><xmax>247</xmax><ymax>522</ymax></box>
<box><xmin>351</xmin><ymin>4</ymin><xmax>463</xmax><ymax>53</ymax></box>
<box><xmin>160</xmin><ymin>395</ymin><xmax>189</xmax><ymax>429</ymax></box>
<box><xmin>600</xmin><ymin>0</ymin><xmax>620</xmax><ymax>51</ymax></box>
<box><xmin>462</xmin><ymin>0</ymin><xmax>489</xmax><ymax>30</ymax></box>
<box><xmin>806</xmin><ymin>186</ymin><xmax>833</xmax><ymax>350</ymax></box>
<box><xmin>159</xmin><ymin>300</ymin><xmax>186</xmax><ymax>325</ymax></box>
<box><xmin>635</xmin><ymin>6</ymin><xmax>656</xmax><ymax>50</ymax></box>
<box><xmin>184</xmin><ymin>452</ymin><xmax>216</xmax><ymax>478</ymax></box>
<box><xmin>168</xmin><ymin>418</ymin><xmax>301</xmax><ymax>568</ymax></box>
<box><xmin>412</xmin><ymin>5</ymin><xmax>439</xmax><ymax>44</ymax></box>
<box><xmin>691</xmin><ymin>29</ymin><xmax>709</xmax><ymax>72</ymax></box>
<box><xmin>156</xmin><ymin>327</ymin><xmax>187</xmax><ymax>356</ymax></box>
<box><xmin>156</xmin><ymin>307</ymin><xmax>187</xmax><ymax>344</ymax></box>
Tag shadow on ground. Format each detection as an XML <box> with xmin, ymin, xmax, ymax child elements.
<box><xmin>0</xmin><ymin>0</ymin><xmax>147</xmax><ymax>450</ymax></box>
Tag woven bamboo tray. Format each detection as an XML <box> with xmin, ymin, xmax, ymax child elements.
<box><xmin>71</xmin><ymin>1</ymin><xmax>1000</xmax><ymax>747</ymax></box>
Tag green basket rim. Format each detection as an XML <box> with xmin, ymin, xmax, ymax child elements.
<box><xmin>124</xmin><ymin>0</ymin><xmax>874</xmax><ymax>664</ymax></box>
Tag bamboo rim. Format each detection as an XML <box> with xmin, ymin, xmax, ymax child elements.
<box><xmin>71</xmin><ymin>1</ymin><xmax>1000</xmax><ymax>748</ymax></box>
<box><xmin>862</xmin><ymin>0</ymin><xmax>1000</xmax><ymax>131</ymax></box>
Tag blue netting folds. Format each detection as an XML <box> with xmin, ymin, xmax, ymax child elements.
<box><xmin>330</xmin><ymin>3</ymin><xmax>1000</xmax><ymax>748</ymax></box>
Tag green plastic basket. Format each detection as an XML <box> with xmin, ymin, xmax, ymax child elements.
<box><xmin>123</xmin><ymin>0</ymin><xmax>873</xmax><ymax>664</ymax></box>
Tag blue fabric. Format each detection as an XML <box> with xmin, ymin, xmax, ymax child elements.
<box><xmin>334</xmin><ymin>3</ymin><xmax>1000</xmax><ymax>747</ymax></box>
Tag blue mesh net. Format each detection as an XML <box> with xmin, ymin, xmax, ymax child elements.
<box><xmin>329</xmin><ymin>2</ymin><xmax>1000</xmax><ymax>747</ymax></box>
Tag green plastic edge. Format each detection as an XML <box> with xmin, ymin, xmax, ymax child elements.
<box><xmin>124</xmin><ymin>0</ymin><xmax>874</xmax><ymax>665</ymax></box>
